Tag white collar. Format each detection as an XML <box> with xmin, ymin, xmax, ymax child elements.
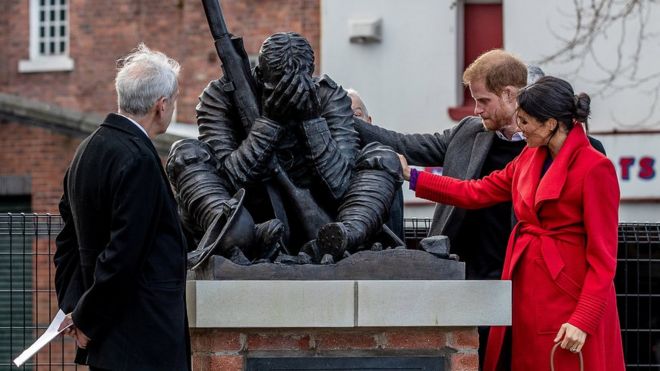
<box><xmin>118</xmin><ymin>113</ymin><xmax>149</xmax><ymax>138</ymax></box>
<box><xmin>495</xmin><ymin>130</ymin><xmax>525</xmax><ymax>142</ymax></box>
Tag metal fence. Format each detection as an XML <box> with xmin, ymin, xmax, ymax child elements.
<box><xmin>617</xmin><ymin>224</ymin><xmax>660</xmax><ymax>370</ymax></box>
<box><xmin>0</xmin><ymin>214</ymin><xmax>82</xmax><ymax>370</ymax></box>
<box><xmin>1</xmin><ymin>215</ymin><xmax>658</xmax><ymax>370</ymax></box>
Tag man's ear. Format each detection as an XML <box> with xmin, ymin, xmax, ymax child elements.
<box><xmin>155</xmin><ymin>96</ymin><xmax>167</xmax><ymax>114</ymax></box>
<box><xmin>502</xmin><ymin>86</ymin><xmax>517</xmax><ymax>104</ymax></box>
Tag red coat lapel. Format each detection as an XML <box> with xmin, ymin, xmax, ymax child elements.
<box><xmin>516</xmin><ymin>146</ymin><xmax>545</xmax><ymax>216</ymax></box>
<box><xmin>534</xmin><ymin>123</ymin><xmax>589</xmax><ymax>209</ymax></box>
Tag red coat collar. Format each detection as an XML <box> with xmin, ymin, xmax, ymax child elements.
<box><xmin>517</xmin><ymin>123</ymin><xmax>589</xmax><ymax>213</ymax></box>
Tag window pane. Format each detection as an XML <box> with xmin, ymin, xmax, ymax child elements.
<box><xmin>50</xmin><ymin>0</ymin><xmax>55</xmax><ymax>5</ymax></box>
<box><xmin>50</xmin><ymin>41</ymin><xmax>55</xmax><ymax>54</ymax></box>
<box><xmin>50</xmin><ymin>10</ymin><xmax>55</xmax><ymax>21</ymax></box>
<box><xmin>50</xmin><ymin>26</ymin><xmax>55</xmax><ymax>37</ymax></box>
<box><xmin>60</xmin><ymin>9</ymin><xmax>65</xmax><ymax>20</ymax></box>
<box><xmin>60</xmin><ymin>25</ymin><xmax>65</xmax><ymax>37</ymax></box>
<box><xmin>40</xmin><ymin>0</ymin><xmax>45</xmax><ymax>6</ymax></box>
<box><xmin>40</xmin><ymin>11</ymin><xmax>45</xmax><ymax>22</ymax></box>
<box><xmin>39</xmin><ymin>42</ymin><xmax>45</xmax><ymax>54</ymax></box>
<box><xmin>60</xmin><ymin>41</ymin><xmax>66</xmax><ymax>53</ymax></box>
<box><xmin>40</xmin><ymin>27</ymin><xmax>45</xmax><ymax>38</ymax></box>
<box><xmin>61</xmin><ymin>0</ymin><xmax>66</xmax><ymax>5</ymax></box>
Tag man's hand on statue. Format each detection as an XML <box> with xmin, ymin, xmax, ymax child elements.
<box><xmin>398</xmin><ymin>154</ymin><xmax>411</xmax><ymax>181</ymax></box>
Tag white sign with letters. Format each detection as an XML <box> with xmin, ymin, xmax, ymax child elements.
<box><xmin>593</xmin><ymin>133</ymin><xmax>659</xmax><ymax>200</ymax></box>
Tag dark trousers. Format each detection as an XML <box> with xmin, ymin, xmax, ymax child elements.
<box><xmin>478</xmin><ymin>326</ymin><xmax>511</xmax><ymax>371</ymax></box>
<box><xmin>478</xmin><ymin>325</ymin><xmax>489</xmax><ymax>370</ymax></box>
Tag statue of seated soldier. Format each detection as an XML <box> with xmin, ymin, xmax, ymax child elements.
<box><xmin>167</xmin><ymin>32</ymin><xmax>402</xmax><ymax>267</ymax></box>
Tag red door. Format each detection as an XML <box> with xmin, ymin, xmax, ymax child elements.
<box><xmin>448</xmin><ymin>3</ymin><xmax>503</xmax><ymax>121</ymax></box>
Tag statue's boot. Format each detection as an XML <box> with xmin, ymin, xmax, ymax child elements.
<box><xmin>253</xmin><ymin>218</ymin><xmax>285</xmax><ymax>261</ymax></box>
<box><xmin>317</xmin><ymin>143</ymin><xmax>403</xmax><ymax>260</ymax></box>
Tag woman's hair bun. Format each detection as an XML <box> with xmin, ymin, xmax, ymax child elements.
<box><xmin>574</xmin><ymin>93</ymin><xmax>591</xmax><ymax>123</ymax></box>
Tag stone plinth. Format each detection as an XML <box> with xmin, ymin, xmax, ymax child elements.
<box><xmin>189</xmin><ymin>249</ymin><xmax>466</xmax><ymax>281</ymax></box>
<box><xmin>187</xmin><ymin>280</ymin><xmax>511</xmax><ymax>370</ymax></box>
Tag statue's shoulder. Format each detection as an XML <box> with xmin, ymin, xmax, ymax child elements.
<box><xmin>316</xmin><ymin>74</ymin><xmax>338</xmax><ymax>90</ymax></box>
<box><xmin>197</xmin><ymin>78</ymin><xmax>233</xmax><ymax>114</ymax></box>
<box><xmin>315</xmin><ymin>74</ymin><xmax>350</xmax><ymax>105</ymax></box>
<box><xmin>199</xmin><ymin>78</ymin><xmax>231</xmax><ymax>104</ymax></box>
<box><xmin>204</xmin><ymin>77</ymin><xmax>229</xmax><ymax>93</ymax></box>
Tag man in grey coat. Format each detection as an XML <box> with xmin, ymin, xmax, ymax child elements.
<box><xmin>357</xmin><ymin>50</ymin><xmax>529</xmax><ymax>281</ymax></box>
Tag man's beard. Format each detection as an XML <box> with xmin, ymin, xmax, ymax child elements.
<box><xmin>481</xmin><ymin>117</ymin><xmax>501</xmax><ymax>131</ymax></box>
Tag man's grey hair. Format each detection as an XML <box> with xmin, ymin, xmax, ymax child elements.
<box><xmin>115</xmin><ymin>43</ymin><xmax>181</xmax><ymax>116</ymax></box>
<box><xmin>346</xmin><ymin>88</ymin><xmax>369</xmax><ymax>118</ymax></box>
<box><xmin>527</xmin><ymin>65</ymin><xmax>545</xmax><ymax>85</ymax></box>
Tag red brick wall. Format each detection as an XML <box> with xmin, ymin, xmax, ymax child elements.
<box><xmin>191</xmin><ymin>328</ymin><xmax>480</xmax><ymax>371</ymax></box>
<box><xmin>0</xmin><ymin>121</ymin><xmax>82</xmax><ymax>212</ymax></box>
<box><xmin>1</xmin><ymin>0</ymin><xmax>321</xmax><ymax>125</ymax></box>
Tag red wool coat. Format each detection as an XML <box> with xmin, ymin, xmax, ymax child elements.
<box><xmin>415</xmin><ymin>124</ymin><xmax>624</xmax><ymax>371</ymax></box>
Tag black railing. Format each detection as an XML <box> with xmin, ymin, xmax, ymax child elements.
<box><xmin>616</xmin><ymin>224</ymin><xmax>660</xmax><ymax>370</ymax></box>
<box><xmin>1</xmin><ymin>215</ymin><xmax>658</xmax><ymax>370</ymax></box>
<box><xmin>0</xmin><ymin>214</ymin><xmax>81</xmax><ymax>370</ymax></box>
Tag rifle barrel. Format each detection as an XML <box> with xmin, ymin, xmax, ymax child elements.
<box><xmin>201</xmin><ymin>0</ymin><xmax>229</xmax><ymax>39</ymax></box>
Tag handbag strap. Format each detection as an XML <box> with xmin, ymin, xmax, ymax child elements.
<box><xmin>550</xmin><ymin>342</ymin><xmax>584</xmax><ymax>371</ymax></box>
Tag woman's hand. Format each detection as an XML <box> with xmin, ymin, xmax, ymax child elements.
<box><xmin>398</xmin><ymin>154</ymin><xmax>411</xmax><ymax>181</ymax></box>
<box><xmin>554</xmin><ymin>322</ymin><xmax>587</xmax><ymax>353</ymax></box>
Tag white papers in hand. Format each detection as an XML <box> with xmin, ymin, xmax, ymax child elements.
<box><xmin>13</xmin><ymin>309</ymin><xmax>72</xmax><ymax>367</ymax></box>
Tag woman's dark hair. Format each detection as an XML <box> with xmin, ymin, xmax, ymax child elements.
<box><xmin>517</xmin><ymin>76</ymin><xmax>591</xmax><ymax>130</ymax></box>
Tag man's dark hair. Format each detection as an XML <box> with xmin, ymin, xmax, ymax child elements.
<box><xmin>258</xmin><ymin>32</ymin><xmax>315</xmax><ymax>76</ymax></box>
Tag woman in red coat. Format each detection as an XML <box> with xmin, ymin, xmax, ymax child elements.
<box><xmin>402</xmin><ymin>76</ymin><xmax>624</xmax><ymax>370</ymax></box>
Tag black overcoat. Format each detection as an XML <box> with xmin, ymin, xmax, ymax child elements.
<box><xmin>54</xmin><ymin>113</ymin><xmax>191</xmax><ymax>371</ymax></box>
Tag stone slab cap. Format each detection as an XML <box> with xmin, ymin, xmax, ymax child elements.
<box><xmin>186</xmin><ymin>280</ymin><xmax>511</xmax><ymax>328</ymax></box>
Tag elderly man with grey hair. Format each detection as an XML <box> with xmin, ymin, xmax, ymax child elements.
<box><xmin>347</xmin><ymin>88</ymin><xmax>372</xmax><ymax>124</ymax></box>
<box><xmin>54</xmin><ymin>44</ymin><xmax>191</xmax><ymax>371</ymax></box>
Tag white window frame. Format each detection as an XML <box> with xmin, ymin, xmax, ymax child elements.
<box><xmin>18</xmin><ymin>0</ymin><xmax>74</xmax><ymax>73</ymax></box>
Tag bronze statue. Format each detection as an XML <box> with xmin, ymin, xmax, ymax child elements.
<box><xmin>167</xmin><ymin>0</ymin><xmax>402</xmax><ymax>267</ymax></box>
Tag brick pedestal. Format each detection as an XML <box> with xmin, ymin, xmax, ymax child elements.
<box><xmin>191</xmin><ymin>327</ymin><xmax>478</xmax><ymax>371</ymax></box>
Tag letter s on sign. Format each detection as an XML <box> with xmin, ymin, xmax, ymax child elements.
<box><xmin>638</xmin><ymin>157</ymin><xmax>656</xmax><ymax>180</ymax></box>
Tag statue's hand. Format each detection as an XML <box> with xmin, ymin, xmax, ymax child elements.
<box><xmin>263</xmin><ymin>73</ymin><xmax>297</xmax><ymax>123</ymax></box>
<box><xmin>290</xmin><ymin>75</ymin><xmax>321</xmax><ymax>121</ymax></box>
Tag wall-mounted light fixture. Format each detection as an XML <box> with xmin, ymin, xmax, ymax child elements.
<box><xmin>349</xmin><ymin>18</ymin><xmax>383</xmax><ymax>44</ymax></box>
